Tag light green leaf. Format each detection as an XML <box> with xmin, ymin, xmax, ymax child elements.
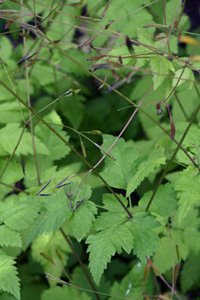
<box><xmin>139</xmin><ymin>183</ymin><xmax>177</xmax><ymax>217</ymax></box>
<box><xmin>109</xmin><ymin>261</ymin><xmax>154</xmax><ymax>300</ymax></box>
<box><xmin>0</xmin><ymin>158</ymin><xmax>24</xmax><ymax>184</ymax></box>
<box><xmin>0</xmin><ymin>194</ymin><xmax>40</xmax><ymax>231</ymax></box>
<box><xmin>173</xmin><ymin>167</ymin><xmax>200</xmax><ymax>223</ymax></box>
<box><xmin>0</xmin><ymin>124</ymin><xmax>50</xmax><ymax>157</ymax></box>
<box><xmin>0</xmin><ymin>250</ymin><xmax>20</xmax><ymax>300</ymax></box>
<box><xmin>153</xmin><ymin>230</ymin><xmax>189</xmax><ymax>274</ymax></box>
<box><xmin>86</xmin><ymin>224</ymin><xmax>134</xmax><ymax>285</ymax></box>
<box><xmin>0</xmin><ymin>225</ymin><xmax>21</xmax><ymax>248</ymax></box>
<box><xmin>181</xmin><ymin>252</ymin><xmax>200</xmax><ymax>293</ymax></box>
<box><xmin>130</xmin><ymin>212</ymin><xmax>160</xmax><ymax>261</ymax></box>
<box><xmin>59</xmin><ymin>95</ymin><xmax>85</xmax><ymax>129</ymax></box>
<box><xmin>126</xmin><ymin>149</ymin><xmax>166</xmax><ymax>196</ymax></box>
<box><xmin>32</xmin><ymin>231</ymin><xmax>71</xmax><ymax>286</ymax></box>
<box><xmin>150</xmin><ymin>55</ymin><xmax>175</xmax><ymax>90</ymax></box>
<box><xmin>41</xmin><ymin>285</ymin><xmax>91</xmax><ymax>300</ymax></box>
<box><xmin>27</xmin><ymin>193</ymin><xmax>72</xmax><ymax>243</ymax></box>
<box><xmin>0</xmin><ymin>102</ymin><xmax>28</xmax><ymax>124</ymax></box>
<box><xmin>69</xmin><ymin>201</ymin><xmax>97</xmax><ymax>242</ymax></box>
<box><xmin>34</xmin><ymin>110</ymin><xmax>71</xmax><ymax>160</ymax></box>
<box><xmin>172</xmin><ymin>68</ymin><xmax>194</xmax><ymax>90</ymax></box>
<box><xmin>100</xmin><ymin>135</ymin><xmax>139</xmax><ymax>190</ymax></box>
<box><xmin>101</xmin><ymin>193</ymin><xmax>128</xmax><ymax>213</ymax></box>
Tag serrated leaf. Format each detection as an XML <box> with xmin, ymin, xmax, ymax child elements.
<box><xmin>126</xmin><ymin>150</ymin><xmax>166</xmax><ymax>197</ymax></box>
<box><xmin>86</xmin><ymin>224</ymin><xmax>134</xmax><ymax>285</ymax></box>
<box><xmin>173</xmin><ymin>167</ymin><xmax>200</xmax><ymax>223</ymax></box>
<box><xmin>150</xmin><ymin>55</ymin><xmax>175</xmax><ymax>90</ymax></box>
<box><xmin>0</xmin><ymin>250</ymin><xmax>20</xmax><ymax>300</ymax></box>
<box><xmin>69</xmin><ymin>201</ymin><xmax>97</xmax><ymax>242</ymax></box>
<box><xmin>130</xmin><ymin>212</ymin><xmax>160</xmax><ymax>261</ymax></box>
<box><xmin>0</xmin><ymin>225</ymin><xmax>21</xmax><ymax>247</ymax></box>
<box><xmin>100</xmin><ymin>135</ymin><xmax>139</xmax><ymax>190</ymax></box>
<box><xmin>0</xmin><ymin>194</ymin><xmax>40</xmax><ymax>231</ymax></box>
<box><xmin>139</xmin><ymin>183</ymin><xmax>177</xmax><ymax>217</ymax></box>
<box><xmin>41</xmin><ymin>285</ymin><xmax>91</xmax><ymax>300</ymax></box>
<box><xmin>27</xmin><ymin>193</ymin><xmax>72</xmax><ymax>243</ymax></box>
<box><xmin>101</xmin><ymin>193</ymin><xmax>128</xmax><ymax>213</ymax></box>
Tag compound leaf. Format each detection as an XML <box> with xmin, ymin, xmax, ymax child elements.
<box><xmin>0</xmin><ymin>250</ymin><xmax>20</xmax><ymax>300</ymax></box>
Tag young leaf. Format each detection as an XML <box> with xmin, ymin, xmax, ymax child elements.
<box><xmin>0</xmin><ymin>250</ymin><xmax>20</xmax><ymax>300</ymax></box>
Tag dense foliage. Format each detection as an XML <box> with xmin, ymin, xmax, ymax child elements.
<box><xmin>0</xmin><ymin>0</ymin><xmax>200</xmax><ymax>299</ymax></box>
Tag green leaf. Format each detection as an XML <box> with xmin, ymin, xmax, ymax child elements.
<box><xmin>181</xmin><ymin>252</ymin><xmax>200</xmax><ymax>293</ymax></box>
<box><xmin>0</xmin><ymin>158</ymin><xmax>24</xmax><ymax>184</ymax></box>
<box><xmin>27</xmin><ymin>193</ymin><xmax>72</xmax><ymax>243</ymax></box>
<box><xmin>130</xmin><ymin>212</ymin><xmax>160</xmax><ymax>261</ymax></box>
<box><xmin>173</xmin><ymin>167</ymin><xmax>200</xmax><ymax>223</ymax></box>
<box><xmin>153</xmin><ymin>230</ymin><xmax>189</xmax><ymax>274</ymax></box>
<box><xmin>139</xmin><ymin>183</ymin><xmax>177</xmax><ymax>217</ymax></box>
<box><xmin>0</xmin><ymin>250</ymin><xmax>20</xmax><ymax>300</ymax></box>
<box><xmin>109</xmin><ymin>261</ymin><xmax>154</xmax><ymax>300</ymax></box>
<box><xmin>0</xmin><ymin>124</ymin><xmax>50</xmax><ymax>157</ymax></box>
<box><xmin>59</xmin><ymin>94</ymin><xmax>85</xmax><ymax>129</ymax></box>
<box><xmin>0</xmin><ymin>194</ymin><xmax>40</xmax><ymax>231</ymax></box>
<box><xmin>100</xmin><ymin>135</ymin><xmax>139</xmax><ymax>190</ymax></box>
<box><xmin>34</xmin><ymin>110</ymin><xmax>71</xmax><ymax>160</ymax></box>
<box><xmin>150</xmin><ymin>55</ymin><xmax>175</xmax><ymax>90</ymax></box>
<box><xmin>0</xmin><ymin>225</ymin><xmax>21</xmax><ymax>247</ymax></box>
<box><xmin>41</xmin><ymin>285</ymin><xmax>91</xmax><ymax>300</ymax></box>
<box><xmin>32</xmin><ymin>230</ymin><xmax>71</xmax><ymax>285</ymax></box>
<box><xmin>86</xmin><ymin>223</ymin><xmax>134</xmax><ymax>285</ymax></box>
<box><xmin>69</xmin><ymin>201</ymin><xmax>97</xmax><ymax>242</ymax></box>
<box><xmin>101</xmin><ymin>193</ymin><xmax>128</xmax><ymax>213</ymax></box>
<box><xmin>0</xmin><ymin>102</ymin><xmax>28</xmax><ymax>124</ymax></box>
<box><xmin>174</xmin><ymin>208</ymin><xmax>200</xmax><ymax>255</ymax></box>
<box><xmin>126</xmin><ymin>149</ymin><xmax>166</xmax><ymax>196</ymax></box>
<box><xmin>172</xmin><ymin>67</ymin><xmax>194</xmax><ymax>90</ymax></box>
